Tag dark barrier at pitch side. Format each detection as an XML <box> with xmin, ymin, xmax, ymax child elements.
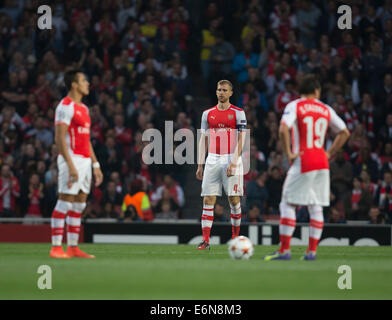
<box><xmin>84</xmin><ymin>221</ymin><xmax>392</xmax><ymax>246</ymax></box>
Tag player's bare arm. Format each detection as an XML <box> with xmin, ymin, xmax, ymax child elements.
<box><xmin>279</xmin><ymin>122</ymin><xmax>297</xmax><ymax>163</ymax></box>
<box><xmin>326</xmin><ymin>128</ymin><xmax>350</xmax><ymax>159</ymax></box>
<box><xmin>227</xmin><ymin>131</ymin><xmax>246</xmax><ymax>177</ymax></box>
<box><xmin>55</xmin><ymin>123</ymin><xmax>78</xmax><ymax>188</ymax></box>
<box><xmin>196</xmin><ymin>133</ymin><xmax>208</xmax><ymax>180</ymax></box>
<box><xmin>90</xmin><ymin>142</ymin><xmax>103</xmax><ymax>187</ymax></box>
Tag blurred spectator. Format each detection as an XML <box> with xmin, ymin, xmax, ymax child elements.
<box><xmin>243</xmin><ymin>204</ymin><xmax>264</xmax><ymax>223</ymax></box>
<box><xmin>151</xmin><ymin>174</ymin><xmax>185</xmax><ymax>208</ymax></box>
<box><xmin>98</xmin><ymin>135</ymin><xmax>122</xmax><ymax>176</ymax></box>
<box><xmin>376</xmin><ymin>74</ymin><xmax>392</xmax><ymax>115</ymax></box>
<box><xmin>360</xmin><ymin>170</ymin><xmax>378</xmax><ymax>202</ymax></box>
<box><xmin>200</xmin><ymin>19</ymin><xmax>218</xmax><ymax>82</ymax></box>
<box><xmin>232</xmin><ymin>41</ymin><xmax>259</xmax><ymax>84</ymax></box>
<box><xmin>246</xmin><ymin>172</ymin><xmax>268</xmax><ymax>213</ymax></box>
<box><xmin>101</xmin><ymin>181</ymin><xmax>123</xmax><ymax>218</ymax></box>
<box><xmin>344</xmin><ymin>177</ymin><xmax>372</xmax><ymax>220</ymax></box>
<box><xmin>266</xmin><ymin>166</ymin><xmax>283</xmax><ymax>214</ymax></box>
<box><xmin>378</xmin><ymin>170</ymin><xmax>392</xmax><ymax>222</ymax></box>
<box><xmin>168</xmin><ymin>9</ymin><xmax>189</xmax><ymax>52</ymax></box>
<box><xmin>274</xmin><ymin>79</ymin><xmax>299</xmax><ymax>114</ymax></box>
<box><xmin>258</xmin><ymin>38</ymin><xmax>280</xmax><ymax>78</ymax></box>
<box><xmin>352</xmin><ymin>144</ymin><xmax>380</xmax><ymax>182</ymax></box>
<box><xmin>330</xmin><ymin>149</ymin><xmax>353</xmax><ymax>200</ymax></box>
<box><xmin>122</xmin><ymin>178</ymin><xmax>153</xmax><ymax>221</ymax></box>
<box><xmin>296</xmin><ymin>206</ymin><xmax>309</xmax><ymax>223</ymax></box>
<box><xmin>1</xmin><ymin>71</ymin><xmax>28</xmax><ymax>115</ymax></box>
<box><xmin>0</xmin><ymin>164</ymin><xmax>20</xmax><ymax>217</ymax></box>
<box><xmin>213</xmin><ymin>202</ymin><xmax>227</xmax><ymax>222</ymax></box>
<box><xmin>363</xmin><ymin>39</ymin><xmax>384</xmax><ymax>95</ymax></box>
<box><xmin>165</xmin><ymin>61</ymin><xmax>192</xmax><ymax>98</ymax></box>
<box><xmin>25</xmin><ymin>115</ymin><xmax>53</xmax><ymax>148</ymax></box>
<box><xmin>359</xmin><ymin>4</ymin><xmax>383</xmax><ymax>47</ymax></box>
<box><xmin>358</xmin><ymin>93</ymin><xmax>378</xmax><ymax>140</ymax></box>
<box><xmin>237</xmin><ymin>81</ymin><xmax>269</xmax><ymax>112</ymax></box>
<box><xmin>368</xmin><ymin>206</ymin><xmax>386</xmax><ymax>224</ymax></box>
<box><xmin>378</xmin><ymin>113</ymin><xmax>392</xmax><ymax>142</ymax></box>
<box><xmin>155</xmin><ymin>188</ymin><xmax>179</xmax><ymax>219</ymax></box>
<box><xmin>296</xmin><ymin>0</ymin><xmax>321</xmax><ymax>49</ymax></box>
<box><xmin>210</xmin><ymin>31</ymin><xmax>235</xmax><ymax>80</ymax></box>
<box><xmin>265</xmin><ymin>62</ymin><xmax>291</xmax><ymax>104</ymax></box>
<box><xmin>248</xmin><ymin>144</ymin><xmax>267</xmax><ymax>174</ymax></box>
<box><xmin>24</xmin><ymin>173</ymin><xmax>44</xmax><ymax>218</ymax></box>
<box><xmin>327</xmin><ymin>206</ymin><xmax>346</xmax><ymax>224</ymax></box>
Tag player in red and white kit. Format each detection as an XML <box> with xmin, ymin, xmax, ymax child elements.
<box><xmin>50</xmin><ymin>70</ymin><xmax>103</xmax><ymax>259</ymax></box>
<box><xmin>264</xmin><ymin>75</ymin><xmax>350</xmax><ymax>261</ymax></box>
<box><xmin>196</xmin><ymin>80</ymin><xmax>247</xmax><ymax>250</ymax></box>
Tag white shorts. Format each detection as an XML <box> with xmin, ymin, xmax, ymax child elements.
<box><xmin>201</xmin><ymin>154</ymin><xmax>244</xmax><ymax>197</ymax></box>
<box><xmin>57</xmin><ymin>155</ymin><xmax>92</xmax><ymax>195</ymax></box>
<box><xmin>282</xmin><ymin>159</ymin><xmax>330</xmax><ymax>206</ymax></box>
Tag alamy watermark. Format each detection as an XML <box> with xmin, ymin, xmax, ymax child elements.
<box><xmin>337</xmin><ymin>265</ymin><xmax>352</xmax><ymax>290</ymax></box>
<box><xmin>37</xmin><ymin>5</ymin><xmax>52</xmax><ymax>30</ymax></box>
<box><xmin>37</xmin><ymin>265</ymin><xmax>52</xmax><ymax>290</ymax></box>
<box><xmin>141</xmin><ymin>122</ymin><xmax>251</xmax><ymax>174</ymax></box>
<box><xmin>337</xmin><ymin>5</ymin><xmax>352</xmax><ymax>30</ymax></box>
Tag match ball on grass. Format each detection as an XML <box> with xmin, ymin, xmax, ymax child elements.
<box><xmin>228</xmin><ymin>236</ymin><xmax>254</xmax><ymax>260</ymax></box>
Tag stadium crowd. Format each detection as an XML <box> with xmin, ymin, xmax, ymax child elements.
<box><xmin>0</xmin><ymin>0</ymin><xmax>392</xmax><ymax>224</ymax></box>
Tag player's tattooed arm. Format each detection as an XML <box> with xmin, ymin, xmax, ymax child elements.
<box><xmin>90</xmin><ymin>142</ymin><xmax>103</xmax><ymax>187</ymax></box>
<box><xmin>279</xmin><ymin>122</ymin><xmax>297</xmax><ymax>164</ymax></box>
<box><xmin>326</xmin><ymin>128</ymin><xmax>350</xmax><ymax>159</ymax></box>
<box><xmin>227</xmin><ymin>131</ymin><xmax>246</xmax><ymax>177</ymax></box>
<box><xmin>196</xmin><ymin>133</ymin><xmax>208</xmax><ymax>180</ymax></box>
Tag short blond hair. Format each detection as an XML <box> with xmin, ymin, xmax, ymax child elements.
<box><xmin>217</xmin><ymin>80</ymin><xmax>233</xmax><ymax>91</ymax></box>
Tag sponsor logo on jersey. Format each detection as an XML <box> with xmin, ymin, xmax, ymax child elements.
<box><xmin>228</xmin><ymin>115</ymin><xmax>234</xmax><ymax>120</ymax></box>
<box><xmin>77</xmin><ymin>126</ymin><xmax>90</xmax><ymax>134</ymax></box>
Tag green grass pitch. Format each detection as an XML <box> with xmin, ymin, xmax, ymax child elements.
<box><xmin>0</xmin><ymin>243</ymin><xmax>391</xmax><ymax>300</ymax></box>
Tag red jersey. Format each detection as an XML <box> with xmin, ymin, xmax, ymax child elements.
<box><xmin>281</xmin><ymin>98</ymin><xmax>347</xmax><ymax>173</ymax></box>
<box><xmin>201</xmin><ymin>105</ymin><xmax>247</xmax><ymax>155</ymax></box>
<box><xmin>27</xmin><ymin>188</ymin><xmax>42</xmax><ymax>216</ymax></box>
<box><xmin>54</xmin><ymin>96</ymin><xmax>91</xmax><ymax>158</ymax></box>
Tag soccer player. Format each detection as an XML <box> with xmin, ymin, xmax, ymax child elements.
<box><xmin>49</xmin><ymin>70</ymin><xmax>103</xmax><ymax>259</ymax></box>
<box><xmin>196</xmin><ymin>80</ymin><xmax>247</xmax><ymax>250</ymax></box>
<box><xmin>264</xmin><ymin>75</ymin><xmax>350</xmax><ymax>261</ymax></box>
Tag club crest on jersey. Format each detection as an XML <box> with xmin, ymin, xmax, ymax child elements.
<box><xmin>228</xmin><ymin>114</ymin><xmax>234</xmax><ymax>120</ymax></box>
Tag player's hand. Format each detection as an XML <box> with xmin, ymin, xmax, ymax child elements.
<box><xmin>326</xmin><ymin>150</ymin><xmax>331</xmax><ymax>159</ymax></box>
<box><xmin>93</xmin><ymin>167</ymin><xmax>103</xmax><ymax>187</ymax></box>
<box><xmin>196</xmin><ymin>166</ymin><xmax>203</xmax><ymax>180</ymax></box>
<box><xmin>226</xmin><ymin>162</ymin><xmax>236</xmax><ymax>177</ymax></box>
<box><xmin>68</xmin><ymin>165</ymin><xmax>79</xmax><ymax>189</ymax></box>
<box><xmin>287</xmin><ymin>152</ymin><xmax>298</xmax><ymax>165</ymax></box>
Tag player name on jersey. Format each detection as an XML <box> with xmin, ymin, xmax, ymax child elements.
<box><xmin>281</xmin><ymin>98</ymin><xmax>347</xmax><ymax>173</ymax></box>
<box><xmin>298</xmin><ymin>103</ymin><xmax>329</xmax><ymax>117</ymax></box>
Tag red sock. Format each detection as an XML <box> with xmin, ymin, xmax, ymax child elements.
<box><xmin>202</xmin><ymin>227</ymin><xmax>211</xmax><ymax>243</ymax></box>
<box><xmin>279</xmin><ymin>235</ymin><xmax>291</xmax><ymax>253</ymax></box>
<box><xmin>232</xmin><ymin>225</ymin><xmax>240</xmax><ymax>239</ymax></box>
<box><xmin>308</xmin><ymin>237</ymin><xmax>319</xmax><ymax>253</ymax></box>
